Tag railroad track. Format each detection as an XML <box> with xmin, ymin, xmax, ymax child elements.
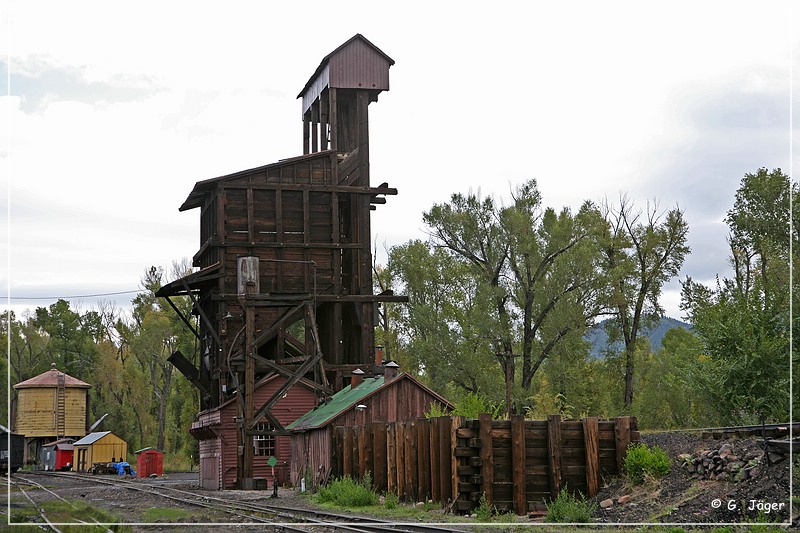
<box><xmin>12</xmin><ymin>471</ymin><xmax>472</xmax><ymax>533</ymax></box>
<box><xmin>660</xmin><ymin>422</ymin><xmax>798</xmax><ymax>439</ymax></box>
<box><xmin>6</xmin><ymin>475</ymin><xmax>115</xmax><ymax>532</ymax></box>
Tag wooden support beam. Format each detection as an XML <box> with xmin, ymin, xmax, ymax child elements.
<box><xmin>479</xmin><ymin>413</ymin><xmax>493</xmax><ymax>506</ymax></box>
<box><xmin>615</xmin><ymin>416</ymin><xmax>632</xmax><ymax>475</ymax></box>
<box><xmin>511</xmin><ymin>414</ymin><xmax>526</xmax><ymax>515</ymax></box>
<box><xmin>583</xmin><ymin>417</ymin><xmax>600</xmax><ymax>497</ymax></box>
<box><xmin>329</xmin><ymin>87</ymin><xmax>338</xmax><ymax>151</ymax></box>
<box><xmin>451</xmin><ymin>416</ymin><xmax>465</xmax><ymax>505</ymax></box>
<box><xmin>547</xmin><ymin>414</ymin><xmax>563</xmax><ymax>500</ymax></box>
<box><xmin>162</xmin><ymin>296</ymin><xmax>201</xmax><ymax>342</ymax></box>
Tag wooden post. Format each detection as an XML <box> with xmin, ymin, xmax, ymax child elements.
<box><xmin>372</xmin><ymin>422</ymin><xmax>387</xmax><ymax>492</ymax></box>
<box><xmin>583</xmin><ymin>417</ymin><xmax>600</xmax><ymax>497</ymax></box>
<box><xmin>479</xmin><ymin>414</ymin><xmax>494</xmax><ymax>506</ymax></box>
<box><xmin>405</xmin><ymin>420</ymin><xmax>417</xmax><ymax>502</ymax></box>
<box><xmin>451</xmin><ymin>416</ymin><xmax>464</xmax><ymax>506</ymax></box>
<box><xmin>358</xmin><ymin>426</ymin><xmax>367</xmax><ymax>479</ymax></box>
<box><xmin>429</xmin><ymin>418</ymin><xmax>440</xmax><ymax>503</ymax></box>
<box><xmin>511</xmin><ymin>414</ymin><xmax>526</xmax><ymax>515</ymax></box>
<box><xmin>418</xmin><ymin>419</ymin><xmax>431</xmax><ymax>502</ymax></box>
<box><xmin>239</xmin><ymin>256</ymin><xmax>259</xmax><ymax>488</ymax></box>
<box><xmin>439</xmin><ymin>417</ymin><xmax>451</xmax><ymax>503</ymax></box>
<box><xmin>396</xmin><ymin>421</ymin><xmax>406</xmax><ymax>499</ymax></box>
<box><xmin>343</xmin><ymin>428</ymin><xmax>353</xmax><ymax>479</ymax></box>
<box><xmin>547</xmin><ymin>414</ymin><xmax>563</xmax><ymax>500</ymax></box>
<box><xmin>615</xmin><ymin>416</ymin><xmax>631</xmax><ymax>475</ymax></box>
<box><xmin>386</xmin><ymin>423</ymin><xmax>397</xmax><ymax>495</ymax></box>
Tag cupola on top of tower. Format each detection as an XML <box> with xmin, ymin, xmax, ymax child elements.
<box><xmin>297</xmin><ymin>34</ymin><xmax>394</xmax><ymax>115</ymax></box>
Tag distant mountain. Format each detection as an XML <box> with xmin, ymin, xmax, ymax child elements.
<box><xmin>584</xmin><ymin>317</ymin><xmax>692</xmax><ymax>359</ymax></box>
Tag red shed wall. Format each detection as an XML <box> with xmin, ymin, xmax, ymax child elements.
<box><xmin>195</xmin><ymin>376</ymin><xmax>317</xmax><ymax>489</ymax></box>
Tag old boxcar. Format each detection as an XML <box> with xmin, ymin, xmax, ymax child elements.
<box><xmin>1</xmin><ymin>424</ymin><xmax>25</xmax><ymax>473</ymax></box>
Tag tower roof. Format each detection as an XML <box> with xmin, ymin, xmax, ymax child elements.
<box><xmin>14</xmin><ymin>364</ymin><xmax>91</xmax><ymax>389</ymax></box>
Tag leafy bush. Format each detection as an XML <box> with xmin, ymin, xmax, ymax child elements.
<box><xmin>316</xmin><ymin>475</ymin><xmax>378</xmax><ymax>507</ymax></box>
<box><xmin>383</xmin><ymin>491</ymin><xmax>399</xmax><ymax>510</ymax></box>
<box><xmin>424</xmin><ymin>402</ymin><xmax>449</xmax><ymax>418</ymax></box>
<box><xmin>475</xmin><ymin>492</ymin><xmax>495</xmax><ymax>521</ymax></box>
<box><xmin>544</xmin><ymin>489</ymin><xmax>596</xmax><ymax>523</ymax></box>
<box><xmin>624</xmin><ymin>443</ymin><xmax>671</xmax><ymax>484</ymax></box>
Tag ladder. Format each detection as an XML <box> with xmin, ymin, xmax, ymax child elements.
<box><xmin>55</xmin><ymin>372</ymin><xmax>66</xmax><ymax>438</ymax></box>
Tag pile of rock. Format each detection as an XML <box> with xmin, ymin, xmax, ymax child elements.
<box><xmin>678</xmin><ymin>443</ymin><xmax>783</xmax><ymax>482</ymax></box>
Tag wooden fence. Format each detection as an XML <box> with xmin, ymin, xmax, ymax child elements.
<box><xmin>331</xmin><ymin>414</ymin><xmax>639</xmax><ymax>514</ymax></box>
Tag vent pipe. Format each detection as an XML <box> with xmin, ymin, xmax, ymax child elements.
<box><xmin>351</xmin><ymin>368</ymin><xmax>365</xmax><ymax>389</ymax></box>
<box><xmin>384</xmin><ymin>361</ymin><xmax>399</xmax><ymax>381</ymax></box>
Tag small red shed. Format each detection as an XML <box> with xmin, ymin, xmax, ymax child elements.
<box><xmin>40</xmin><ymin>438</ymin><xmax>74</xmax><ymax>471</ymax></box>
<box><xmin>134</xmin><ymin>447</ymin><xmax>164</xmax><ymax>478</ymax></box>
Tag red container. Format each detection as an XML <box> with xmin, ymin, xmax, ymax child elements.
<box><xmin>134</xmin><ymin>448</ymin><xmax>164</xmax><ymax>478</ymax></box>
<box><xmin>55</xmin><ymin>446</ymin><xmax>74</xmax><ymax>470</ymax></box>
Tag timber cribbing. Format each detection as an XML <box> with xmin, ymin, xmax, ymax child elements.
<box><xmin>332</xmin><ymin>414</ymin><xmax>639</xmax><ymax>515</ymax></box>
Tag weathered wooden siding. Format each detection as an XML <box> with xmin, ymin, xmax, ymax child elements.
<box><xmin>15</xmin><ymin>388</ymin><xmax>87</xmax><ymax>437</ymax></box>
<box><xmin>74</xmin><ymin>434</ymin><xmax>128</xmax><ymax>472</ymax></box>
<box><xmin>328</xmin><ymin>38</ymin><xmax>391</xmax><ymax>92</ymax></box>
<box><xmin>290</xmin><ymin>427</ymin><xmax>332</xmax><ymax>489</ymax></box>
<box><xmin>192</xmin><ymin>376</ymin><xmax>317</xmax><ymax>489</ymax></box>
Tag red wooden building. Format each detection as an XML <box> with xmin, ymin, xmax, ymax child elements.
<box><xmin>191</xmin><ymin>374</ymin><xmax>317</xmax><ymax>489</ymax></box>
<box><xmin>156</xmin><ymin>34</ymin><xmax>406</xmax><ymax>489</ymax></box>
<box><xmin>134</xmin><ymin>447</ymin><xmax>164</xmax><ymax>478</ymax></box>
<box><xmin>40</xmin><ymin>438</ymin><xmax>74</xmax><ymax>471</ymax></box>
<box><xmin>287</xmin><ymin>364</ymin><xmax>452</xmax><ymax>488</ymax></box>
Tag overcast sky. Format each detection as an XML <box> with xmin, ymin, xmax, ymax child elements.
<box><xmin>3</xmin><ymin>1</ymin><xmax>797</xmax><ymax>322</ymax></box>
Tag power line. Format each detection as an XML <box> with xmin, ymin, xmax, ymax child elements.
<box><xmin>9</xmin><ymin>290</ymin><xmax>144</xmax><ymax>300</ymax></box>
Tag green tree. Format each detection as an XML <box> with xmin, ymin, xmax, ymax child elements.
<box><xmin>32</xmin><ymin>299</ymin><xmax>103</xmax><ymax>381</ymax></box>
<box><xmin>389</xmin><ymin>240</ymin><xmax>504</xmax><ymax>399</ymax></box>
<box><xmin>681</xmin><ymin>168</ymin><xmax>792</xmax><ymax>424</ymax></box>
<box><xmin>118</xmin><ymin>262</ymin><xmax>198</xmax><ymax>453</ymax></box>
<box><xmin>602</xmin><ymin>197</ymin><xmax>690</xmax><ymax>408</ymax></box>
<box><xmin>501</xmin><ymin>183</ymin><xmax>609</xmax><ymax>389</ymax></box>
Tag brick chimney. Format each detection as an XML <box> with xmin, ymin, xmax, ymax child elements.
<box><xmin>351</xmin><ymin>368</ymin><xmax>365</xmax><ymax>389</ymax></box>
<box><xmin>375</xmin><ymin>345</ymin><xmax>384</xmax><ymax>366</ymax></box>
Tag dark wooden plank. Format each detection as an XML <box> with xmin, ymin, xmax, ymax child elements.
<box><xmin>342</xmin><ymin>427</ymin><xmax>353</xmax><ymax>480</ymax></box>
<box><xmin>439</xmin><ymin>417</ymin><xmax>452</xmax><ymax>503</ymax></box>
<box><xmin>386</xmin><ymin>423</ymin><xmax>396</xmax><ymax>495</ymax></box>
<box><xmin>372</xmin><ymin>422</ymin><xmax>387</xmax><ymax>492</ymax></box>
<box><xmin>547</xmin><ymin>414</ymin><xmax>562</xmax><ymax>500</ymax></box>
<box><xmin>451</xmin><ymin>416</ymin><xmax>464</xmax><ymax>505</ymax></box>
<box><xmin>511</xmin><ymin>414</ymin><xmax>526</xmax><ymax>515</ymax></box>
<box><xmin>396</xmin><ymin>421</ymin><xmax>406</xmax><ymax>499</ymax></box>
<box><xmin>479</xmin><ymin>414</ymin><xmax>493</xmax><ymax>507</ymax></box>
<box><xmin>583</xmin><ymin>416</ymin><xmax>600</xmax><ymax>498</ymax></box>
<box><xmin>615</xmin><ymin>416</ymin><xmax>631</xmax><ymax>475</ymax></box>
<box><xmin>405</xmin><ymin>420</ymin><xmax>418</xmax><ymax>501</ymax></box>
<box><xmin>430</xmin><ymin>418</ymin><xmax>441</xmax><ymax>503</ymax></box>
<box><xmin>418</xmin><ymin>419</ymin><xmax>431</xmax><ymax>502</ymax></box>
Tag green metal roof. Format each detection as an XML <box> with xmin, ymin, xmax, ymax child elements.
<box><xmin>287</xmin><ymin>376</ymin><xmax>385</xmax><ymax>431</ymax></box>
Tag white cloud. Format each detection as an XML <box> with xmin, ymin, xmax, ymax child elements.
<box><xmin>3</xmin><ymin>1</ymin><xmax>797</xmax><ymax>320</ymax></box>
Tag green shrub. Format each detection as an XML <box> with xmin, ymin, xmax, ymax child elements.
<box><xmin>383</xmin><ymin>491</ymin><xmax>399</xmax><ymax>510</ymax></box>
<box><xmin>316</xmin><ymin>475</ymin><xmax>378</xmax><ymax>507</ymax></box>
<box><xmin>475</xmin><ymin>492</ymin><xmax>495</xmax><ymax>521</ymax></box>
<box><xmin>624</xmin><ymin>443</ymin><xmax>671</xmax><ymax>484</ymax></box>
<box><xmin>544</xmin><ymin>489</ymin><xmax>596</xmax><ymax>523</ymax></box>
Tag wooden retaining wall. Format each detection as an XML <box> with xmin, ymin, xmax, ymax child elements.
<box><xmin>331</xmin><ymin>414</ymin><xmax>639</xmax><ymax>514</ymax></box>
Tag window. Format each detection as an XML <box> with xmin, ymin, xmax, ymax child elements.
<box><xmin>253</xmin><ymin>422</ymin><xmax>276</xmax><ymax>457</ymax></box>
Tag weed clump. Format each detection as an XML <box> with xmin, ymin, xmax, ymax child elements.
<box><xmin>544</xmin><ymin>489</ymin><xmax>596</xmax><ymax>523</ymax></box>
<box><xmin>624</xmin><ymin>442</ymin><xmax>671</xmax><ymax>484</ymax></box>
<box><xmin>316</xmin><ymin>475</ymin><xmax>378</xmax><ymax>507</ymax></box>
